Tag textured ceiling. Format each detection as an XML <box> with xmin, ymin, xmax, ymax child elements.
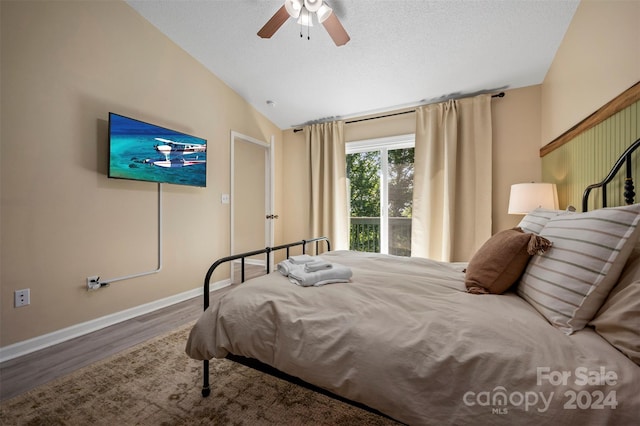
<box><xmin>126</xmin><ymin>0</ymin><xmax>580</xmax><ymax>130</ymax></box>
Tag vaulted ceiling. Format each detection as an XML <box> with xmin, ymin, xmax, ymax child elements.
<box><xmin>127</xmin><ymin>0</ymin><xmax>580</xmax><ymax>129</ymax></box>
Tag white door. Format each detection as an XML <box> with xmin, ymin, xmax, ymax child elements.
<box><xmin>231</xmin><ymin>132</ymin><xmax>274</xmax><ymax>282</ymax></box>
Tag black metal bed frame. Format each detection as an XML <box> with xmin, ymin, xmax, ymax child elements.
<box><xmin>200</xmin><ymin>237</ymin><xmax>331</xmax><ymax>398</ymax></box>
<box><xmin>582</xmin><ymin>137</ymin><xmax>640</xmax><ymax>212</ymax></box>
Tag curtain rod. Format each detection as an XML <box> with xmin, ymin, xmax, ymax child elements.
<box><xmin>293</xmin><ymin>92</ymin><xmax>505</xmax><ymax>133</ymax></box>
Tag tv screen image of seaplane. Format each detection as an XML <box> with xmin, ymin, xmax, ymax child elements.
<box><xmin>108</xmin><ymin>112</ymin><xmax>207</xmax><ymax>187</ymax></box>
<box><xmin>147</xmin><ymin>138</ymin><xmax>207</xmax><ymax>168</ymax></box>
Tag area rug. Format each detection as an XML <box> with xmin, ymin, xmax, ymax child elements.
<box><xmin>0</xmin><ymin>322</ymin><xmax>399</xmax><ymax>425</ymax></box>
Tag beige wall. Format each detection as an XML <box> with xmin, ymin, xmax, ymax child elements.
<box><xmin>0</xmin><ymin>0</ymin><xmax>282</xmax><ymax>346</ymax></box>
<box><xmin>282</xmin><ymin>129</ymin><xmax>310</xmax><ymax>243</ymax></box>
<box><xmin>541</xmin><ymin>0</ymin><xmax>640</xmax><ymax>145</ymax></box>
<box><xmin>282</xmin><ymin>87</ymin><xmax>543</xmax><ymax>244</ymax></box>
<box><xmin>492</xmin><ymin>86</ymin><xmax>545</xmax><ymax>231</ymax></box>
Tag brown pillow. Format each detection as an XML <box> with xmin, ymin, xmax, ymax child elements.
<box><xmin>465</xmin><ymin>227</ymin><xmax>551</xmax><ymax>294</ymax></box>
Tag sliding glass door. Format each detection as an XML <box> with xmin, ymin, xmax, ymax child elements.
<box><xmin>346</xmin><ymin>135</ymin><xmax>414</xmax><ymax>256</ymax></box>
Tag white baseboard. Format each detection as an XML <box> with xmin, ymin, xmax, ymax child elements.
<box><xmin>0</xmin><ymin>279</ymin><xmax>230</xmax><ymax>363</ymax></box>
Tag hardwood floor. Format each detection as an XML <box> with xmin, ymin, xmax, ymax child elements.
<box><xmin>0</xmin><ymin>264</ymin><xmax>266</xmax><ymax>402</ymax></box>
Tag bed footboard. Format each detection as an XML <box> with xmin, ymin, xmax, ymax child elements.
<box><xmin>200</xmin><ymin>237</ymin><xmax>331</xmax><ymax>397</ymax></box>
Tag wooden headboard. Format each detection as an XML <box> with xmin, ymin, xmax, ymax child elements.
<box><xmin>541</xmin><ymin>83</ymin><xmax>640</xmax><ymax>211</ymax></box>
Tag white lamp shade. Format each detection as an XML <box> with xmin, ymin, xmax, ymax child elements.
<box><xmin>304</xmin><ymin>0</ymin><xmax>323</xmax><ymax>12</ymax></box>
<box><xmin>316</xmin><ymin>3</ymin><xmax>333</xmax><ymax>23</ymax></box>
<box><xmin>508</xmin><ymin>183</ymin><xmax>559</xmax><ymax>214</ymax></box>
<box><xmin>285</xmin><ymin>0</ymin><xmax>302</xmax><ymax>18</ymax></box>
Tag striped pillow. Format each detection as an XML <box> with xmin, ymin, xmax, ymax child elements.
<box><xmin>517</xmin><ymin>204</ymin><xmax>640</xmax><ymax>334</ymax></box>
<box><xmin>517</xmin><ymin>208</ymin><xmax>566</xmax><ymax>234</ymax></box>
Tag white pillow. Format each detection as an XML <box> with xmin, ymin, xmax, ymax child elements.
<box><xmin>589</xmin><ymin>246</ymin><xmax>640</xmax><ymax>365</ymax></box>
<box><xmin>517</xmin><ymin>204</ymin><xmax>640</xmax><ymax>334</ymax></box>
<box><xmin>517</xmin><ymin>208</ymin><xmax>565</xmax><ymax>234</ymax></box>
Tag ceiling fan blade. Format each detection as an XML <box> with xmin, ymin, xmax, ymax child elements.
<box><xmin>321</xmin><ymin>13</ymin><xmax>350</xmax><ymax>46</ymax></box>
<box><xmin>257</xmin><ymin>5</ymin><xmax>290</xmax><ymax>39</ymax></box>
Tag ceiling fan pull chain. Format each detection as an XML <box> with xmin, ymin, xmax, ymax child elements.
<box><xmin>300</xmin><ymin>14</ymin><xmax>311</xmax><ymax>40</ymax></box>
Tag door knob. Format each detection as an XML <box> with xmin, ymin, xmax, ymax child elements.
<box><xmin>266</xmin><ymin>214</ymin><xmax>279</xmax><ymax>219</ymax></box>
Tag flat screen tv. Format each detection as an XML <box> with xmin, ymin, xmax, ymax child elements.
<box><xmin>108</xmin><ymin>113</ymin><xmax>207</xmax><ymax>187</ymax></box>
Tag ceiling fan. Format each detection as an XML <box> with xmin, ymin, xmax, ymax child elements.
<box><xmin>258</xmin><ymin>0</ymin><xmax>350</xmax><ymax>46</ymax></box>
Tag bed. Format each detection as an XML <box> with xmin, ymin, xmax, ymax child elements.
<box><xmin>186</xmin><ymin>138</ymin><xmax>640</xmax><ymax>425</ymax></box>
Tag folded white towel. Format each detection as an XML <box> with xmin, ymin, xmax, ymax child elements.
<box><xmin>290</xmin><ymin>277</ymin><xmax>350</xmax><ymax>287</ymax></box>
<box><xmin>276</xmin><ymin>260</ymin><xmax>304</xmax><ymax>277</ymax></box>
<box><xmin>305</xmin><ymin>260</ymin><xmax>332</xmax><ymax>272</ymax></box>
<box><xmin>289</xmin><ymin>254</ymin><xmax>315</xmax><ymax>264</ymax></box>
<box><xmin>289</xmin><ymin>262</ymin><xmax>352</xmax><ymax>287</ymax></box>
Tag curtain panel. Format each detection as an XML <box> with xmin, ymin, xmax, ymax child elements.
<box><xmin>305</xmin><ymin>121</ymin><xmax>349</xmax><ymax>250</ymax></box>
<box><xmin>412</xmin><ymin>94</ymin><xmax>492</xmax><ymax>262</ymax></box>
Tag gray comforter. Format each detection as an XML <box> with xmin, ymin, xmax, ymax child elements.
<box><xmin>186</xmin><ymin>250</ymin><xmax>640</xmax><ymax>425</ymax></box>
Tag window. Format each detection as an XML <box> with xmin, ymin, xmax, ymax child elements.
<box><xmin>346</xmin><ymin>135</ymin><xmax>414</xmax><ymax>256</ymax></box>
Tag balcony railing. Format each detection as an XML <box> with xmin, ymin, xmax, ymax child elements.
<box><xmin>349</xmin><ymin>217</ymin><xmax>411</xmax><ymax>256</ymax></box>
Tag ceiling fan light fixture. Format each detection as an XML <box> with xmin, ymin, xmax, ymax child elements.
<box><xmin>316</xmin><ymin>4</ymin><xmax>332</xmax><ymax>23</ymax></box>
<box><xmin>303</xmin><ymin>0</ymin><xmax>323</xmax><ymax>13</ymax></box>
<box><xmin>258</xmin><ymin>0</ymin><xmax>349</xmax><ymax>46</ymax></box>
<box><xmin>297</xmin><ymin>8</ymin><xmax>313</xmax><ymax>26</ymax></box>
<box><xmin>285</xmin><ymin>0</ymin><xmax>302</xmax><ymax>18</ymax></box>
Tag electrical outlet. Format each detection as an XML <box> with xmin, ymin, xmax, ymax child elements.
<box><xmin>14</xmin><ymin>289</ymin><xmax>30</xmax><ymax>307</ymax></box>
<box><xmin>221</xmin><ymin>193</ymin><xmax>230</xmax><ymax>204</ymax></box>
<box><xmin>87</xmin><ymin>276</ymin><xmax>100</xmax><ymax>290</ymax></box>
